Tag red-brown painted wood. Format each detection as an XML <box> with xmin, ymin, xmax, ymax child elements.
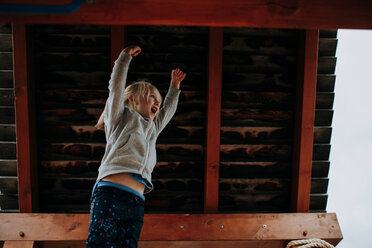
<box><xmin>291</xmin><ymin>30</ymin><xmax>319</xmax><ymax>212</ymax></box>
<box><xmin>204</xmin><ymin>27</ymin><xmax>223</xmax><ymax>213</ymax></box>
<box><xmin>0</xmin><ymin>213</ymin><xmax>343</xmax><ymax>246</ymax></box>
<box><xmin>111</xmin><ymin>26</ymin><xmax>125</xmax><ymax>69</ymax></box>
<box><xmin>0</xmin><ymin>0</ymin><xmax>371</xmax><ymax>29</ymax></box>
<box><xmin>12</xmin><ymin>24</ymin><xmax>39</xmax><ymax>212</ymax></box>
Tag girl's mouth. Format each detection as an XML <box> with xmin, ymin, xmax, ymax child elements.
<box><xmin>151</xmin><ymin>106</ymin><xmax>158</xmax><ymax>114</ymax></box>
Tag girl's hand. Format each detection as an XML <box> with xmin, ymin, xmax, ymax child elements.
<box><xmin>122</xmin><ymin>45</ymin><xmax>141</xmax><ymax>57</ymax></box>
<box><xmin>170</xmin><ymin>68</ymin><xmax>186</xmax><ymax>89</ymax></box>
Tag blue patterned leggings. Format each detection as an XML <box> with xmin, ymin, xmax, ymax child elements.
<box><xmin>86</xmin><ymin>185</ymin><xmax>145</xmax><ymax>248</ymax></box>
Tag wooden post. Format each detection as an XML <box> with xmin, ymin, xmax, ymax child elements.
<box><xmin>291</xmin><ymin>30</ymin><xmax>319</xmax><ymax>212</ymax></box>
<box><xmin>111</xmin><ymin>26</ymin><xmax>125</xmax><ymax>69</ymax></box>
<box><xmin>12</xmin><ymin>24</ymin><xmax>38</xmax><ymax>212</ymax></box>
<box><xmin>204</xmin><ymin>27</ymin><xmax>223</xmax><ymax>213</ymax></box>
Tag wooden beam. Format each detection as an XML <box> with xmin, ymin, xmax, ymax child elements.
<box><xmin>110</xmin><ymin>25</ymin><xmax>125</xmax><ymax>69</ymax></box>
<box><xmin>0</xmin><ymin>213</ymin><xmax>343</xmax><ymax>246</ymax></box>
<box><xmin>0</xmin><ymin>0</ymin><xmax>372</xmax><ymax>28</ymax></box>
<box><xmin>3</xmin><ymin>241</ymin><xmax>37</xmax><ymax>248</ymax></box>
<box><xmin>12</xmin><ymin>24</ymin><xmax>38</xmax><ymax>212</ymax></box>
<box><xmin>140</xmin><ymin>241</ymin><xmax>287</xmax><ymax>248</ymax></box>
<box><xmin>291</xmin><ymin>30</ymin><xmax>319</xmax><ymax>212</ymax></box>
<box><xmin>204</xmin><ymin>27</ymin><xmax>223</xmax><ymax>213</ymax></box>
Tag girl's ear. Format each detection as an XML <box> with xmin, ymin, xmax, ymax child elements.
<box><xmin>128</xmin><ymin>94</ymin><xmax>137</xmax><ymax>109</ymax></box>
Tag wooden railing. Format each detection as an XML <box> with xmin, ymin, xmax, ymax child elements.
<box><xmin>0</xmin><ymin>213</ymin><xmax>342</xmax><ymax>248</ymax></box>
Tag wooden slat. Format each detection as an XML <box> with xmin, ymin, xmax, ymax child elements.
<box><xmin>0</xmin><ymin>0</ymin><xmax>372</xmax><ymax>29</ymax></box>
<box><xmin>310</xmin><ymin>194</ymin><xmax>328</xmax><ymax>211</ymax></box>
<box><xmin>0</xmin><ymin>70</ymin><xmax>13</xmax><ymax>88</ymax></box>
<box><xmin>12</xmin><ymin>24</ymin><xmax>39</xmax><ymax>212</ymax></box>
<box><xmin>0</xmin><ymin>160</ymin><xmax>18</xmax><ymax>176</ymax></box>
<box><xmin>110</xmin><ymin>26</ymin><xmax>125</xmax><ymax>69</ymax></box>
<box><xmin>317</xmin><ymin>75</ymin><xmax>335</xmax><ymax>92</ymax></box>
<box><xmin>291</xmin><ymin>30</ymin><xmax>319</xmax><ymax>212</ymax></box>
<box><xmin>0</xmin><ymin>176</ymin><xmax>18</xmax><ymax>194</ymax></box>
<box><xmin>311</xmin><ymin>161</ymin><xmax>330</xmax><ymax>178</ymax></box>
<box><xmin>3</xmin><ymin>241</ymin><xmax>37</xmax><ymax>248</ymax></box>
<box><xmin>0</xmin><ymin>33</ymin><xmax>13</xmax><ymax>52</ymax></box>
<box><xmin>0</xmin><ymin>52</ymin><xmax>13</xmax><ymax>70</ymax></box>
<box><xmin>204</xmin><ymin>27</ymin><xmax>223</xmax><ymax>213</ymax></box>
<box><xmin>0</xmin><ymin>194</ymin><xmax>18</xmax><ymax>210</ymax></box>
<box><xmin>0</xmin><ymin>141</ymin><xmax>16</xmax><ymax>159</ymax></box>
<box><xmin>0</xmin><ymin>213</ymin><xmax>343</xmax><ymax>246</ymax></box>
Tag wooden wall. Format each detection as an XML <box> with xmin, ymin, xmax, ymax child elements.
<box><xmin>310</xmin><ymin>30</ymin><xmax>337</xmax><ymax>211</ymax></box>
<box><xmin>31</xmin><ymin>25</ymin><xmax>111</xmax><ymax>212</ymax></box>
<box><xmin>0</xmin><ymin>24</ymin><xmax>17</xmax><ymax>213</ymax></box>
<box><xmin>31</xmin><ymin>25</ymin><xmax>208</xmax><ymax>213</ymax></box>
<box><xmin>219</xmin><ymin>28</ymin><xmax>297</xmax><ymax>212</ymax></box>
<box><xmin>126</xmin><ymin>26</ymin><xmax>208</xmax><ymax>212</ymax></box>
<box><xmin>0</xmin><ymin>25</ymin><xmax>337</xmax><ymax>213</ymax></box>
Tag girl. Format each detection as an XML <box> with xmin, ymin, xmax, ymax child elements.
<box><xmin>86</xmin><ymin>45</ymin><xmax>186</xmax><ymax>248</ymax></box>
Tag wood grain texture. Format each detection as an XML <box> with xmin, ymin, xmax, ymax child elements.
<box><xmin>0</xmin><ymin>176</ymin><xmax>18</xmax><ymax>194</ymax></box>
<box><xmin>318</xmin><ymin>39</ymin><xmax>338</xmax><ymax>56</ymax></box>
<box><xmin>0</xmin><ymin>70</ymin><xmax>13</xmax><ymax>88</ymax></box>
<box><xmin>0</xmin><ymin>52</ymin><xmax>12</xmax><ymax>70</ymax></box>
<box><xmin>0</xmin><ymin>125</ymin><xmax>16</xmax><ymax>141</ymax></box>
<box><xmin>221</xmin><ymin>126</ymin><xmax>292</xmax><ymax>144</ymax></box>
<box><xmin>0</xmin><ymin>160</ymin><xmax>18</xmax><ymax>176</ymax></box>
<box><xmin>13</xmin><ymin>24</ymin><xmax>39</xmax><ymax>212</ymax></box>
<box><xmin>219</xmin><ymin>193</ymin><xmax>290</xmax><ymax>212</ymax></box>
<box><xmin>0</xmin><ymin>24</ymin><xmax>11</xmax><ymax>34</ymax></box>
<box><xmin>0</xmin><ymin>89</ymin><xmax>14</xmax><ymax>106</ymax></box>
<box><xmin>32</xmin><ymin>25</ymin><xmax>208</xmax><ymax>213</ymax></box>
<box><xmin>220</xmin><ymin>161</ymin><xmax>290</xmax><ymax>178</ymax></box>
<box><xmin>309</xmin><ymin>30</ymin><xmax>336</xmax><ymax>212</ymax></box>
<box><xmin>37</xmin><ymin>240</ymin><xmax>287</xmax><ymax>248</ymax></box>
<box><xmin>111</xmin><ymin>26</ymin><xmax>125</xmax><ymax>69</ymax></box>
<box><xmin>3</xmin><ymin>241</ymin><xmax>37</xmax><ymax>248</ymax></box>
<box><xmin>219</xmin><ymin>28</ymin><xmax>298</xmax><ymax>212</ymax></box>
<box><xmin>220</xmin><ymin>144</ymin><xmax>291</xmax><ymax>161</ymax></box>
<box><xmin>310</xmin><ymin>194</ymin><xmax>328</xmax><ymax>211</ymax></box>
<box><xmin>0</xmin><ymin>141</ymin><xmax>16</xmax><ymax>159</ymax></box>
<box><xmin>317</xmin><ymin>57</ymin><xmax>336</xmax><ymax>74</ymax></box>
<box><xmin>0</xmin><ymin>34</ymin><xmax>12</xmax><ymax>52</ymax></box>
<box><xmin>317</xmin><ymin>75</ymin><xmax>335</xmax><ymax>92</ymax></box>
<box><xmin>291</xmin><ymin>30</ymin><xmax>319</xmax><ymax>212</ymax></box>
<box><xmin>204</xmin><ymin>27</ymin><xmax>223</xmax><ymax>213</ymax></box>
<box><xmin>0</xmin><ymin>0</ymin><xmax>371</xmax><ymax>29</ymax></box>
<box><xmin>0</xmin><ymin>194</ymin><xmax>18</xmax><ymax>210</ymax></box>
<box><xmin>15</xmin><ymin>24</ymin><xmax>337</xmax><ymax>214</ymax></box>
<box><xmin>0</xmin><ymin>213</ymin><xmax>343</xmax><ymax>246</ymax></box>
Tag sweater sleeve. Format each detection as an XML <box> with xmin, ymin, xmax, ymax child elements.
<box><xmin>155</xmin><ymin>86</ymin><xmax>181</xmax><ymax>135</ymax></box>
<box><xmin>104</xmin><ymin>52</ymin><xmax>132</xmax><ymax>134</ymax></box>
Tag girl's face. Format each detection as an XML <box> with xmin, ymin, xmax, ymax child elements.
<box><xmin>133</xmin><ymin>88</ymin><xmax>161</xmax><ymax>120</ymax></box>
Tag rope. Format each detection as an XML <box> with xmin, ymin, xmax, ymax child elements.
<box><xmin>286</xmin><ymin>239</ymin><xmax>335</xmax><ymax>248</ymax></box>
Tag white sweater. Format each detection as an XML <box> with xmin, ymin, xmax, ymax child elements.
<box><xmin>97</xmin><ymin>52</ymin><xmax>181</xmax><ymax>193</ymax></box>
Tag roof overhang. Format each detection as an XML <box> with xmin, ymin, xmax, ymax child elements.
<box><xmin>0</xmin><ymin>0</ymin><xmax>372</xmax><ymax>29</ymax></box>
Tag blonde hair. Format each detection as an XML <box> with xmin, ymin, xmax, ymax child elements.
<box><xmin>95</xmin><ymin>81</ymin><xmax>162</xmax><ymax>130</ymax></box>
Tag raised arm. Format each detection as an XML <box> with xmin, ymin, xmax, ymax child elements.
<box><xmin>104</xmin><ymin>46</ymin><xmax>141</xmax><ymax>131</ymax></box>
<box><xmin>155</xmin><ymin>68</ymin><xmax>186</xmax><ymax>134</ymax></box>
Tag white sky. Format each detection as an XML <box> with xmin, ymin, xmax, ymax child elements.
<box><xmin>327</xmin><ymin>29</ymin><xmax>372</xmax><ymax>247</ymax></box>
